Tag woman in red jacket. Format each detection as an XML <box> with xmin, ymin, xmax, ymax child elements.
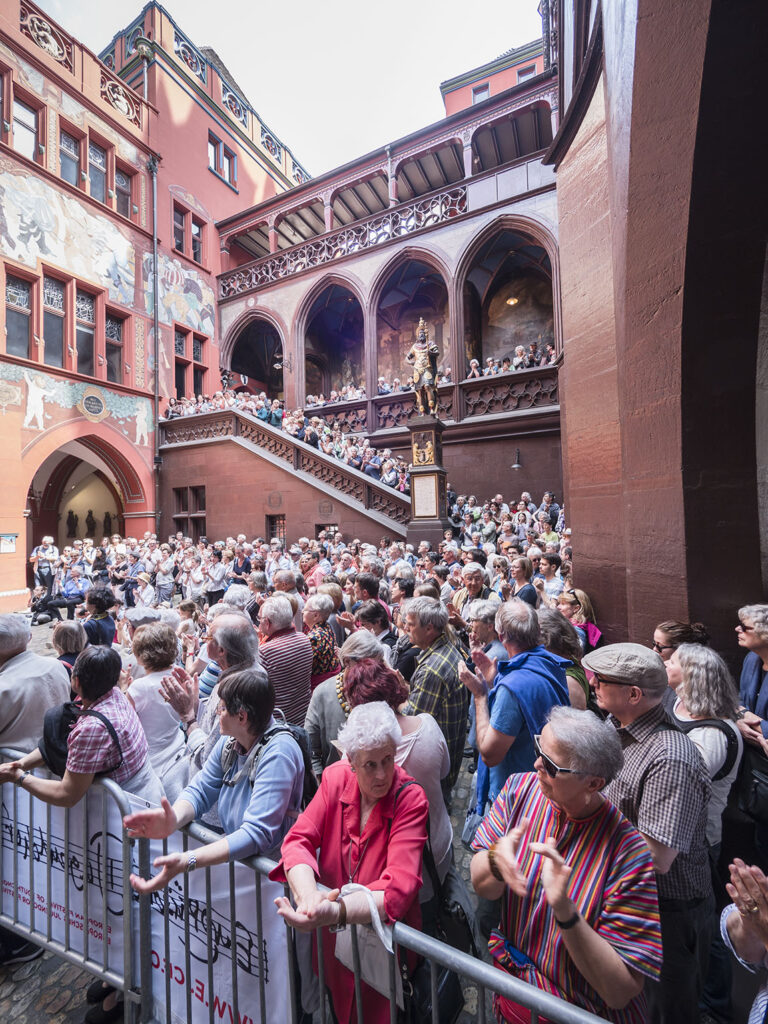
<box><xmin>272</xmin><ymin>701</ymin><xmax>429</xmax><ymax>1024</ymax></box>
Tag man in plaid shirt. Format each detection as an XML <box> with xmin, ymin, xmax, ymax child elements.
<box><xmin>583</xmin><ymin>642</ymin><xmax>713</xmax><ymax>1024</ymax></box>
<box><xmin>402</xmin><ymin>596</ymin><xmax>468</xmax><ymax>806</ymax></box>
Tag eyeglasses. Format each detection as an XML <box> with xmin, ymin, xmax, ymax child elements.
<box><xmin>592</xmin><ymin>674</ymin><xmax>643</xmax><ymax>692</ymax></box>
<box><xmin>533</xmin><ymin>735</ymin><xmax>586</xmax><ymax>778</ymax></box>
<box><xmin>651</xmin><ymin>641</ymin><xmax>674</xmax><ymax>653</ymax></box>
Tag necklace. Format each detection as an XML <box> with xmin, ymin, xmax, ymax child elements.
<box><xmin>336</xmin><ymin>672</ymin><xmax>351</xmax><ymax>716</ymax></box>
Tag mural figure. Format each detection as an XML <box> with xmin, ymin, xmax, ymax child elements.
<box><xmin>103</xmin><ymin>511</ymin><xmax>113</xmax><ymax>536</ymax></box>
<box><xmin>22</xmin><ymin>371</ymin><xmax>55</xmax><ymax>430</ymax></box>
<box><xmin>341</xmin><ymin>356</ymin><xmax>356</xmax><ymax>389</ymax></box>
<box><xmin>86</xmin><ymin>510</ymin><xmax>97</xmax><ymax>537</ymax></box>
<box><xmin>405</xmin><ymin>318</ymin><xmax>440</xmax><ymax>416</ymax></box>
<box><xmin>66</xmin><ymin>510</ymin><xmax>78</xmax><ymax>538</ymax></box>
<box><xmin>135</xmin><ymin>401</ymin><xmax>150</xmax><ymax>447</ymax></box>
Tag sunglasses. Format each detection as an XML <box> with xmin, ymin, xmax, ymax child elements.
<box><xmin>566</xmin><ymin>589</ymin><xmax>581</xmax><ymax>608</ymax></box>
<box><xmin>651</xmin><ymin>641</ymin><xmax>674</xmax><ymax>653</ymax></box>
<box><xmin>736</xmin><ymin>623</ymin><xmax>754</xmax><ymax>633</ymax></box>
<box><xmin>533</xmin><ymin>735</ymin><xmax>586</xmax><ymax>779</ymax></box>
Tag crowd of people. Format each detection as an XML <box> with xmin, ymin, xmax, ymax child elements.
<box><xmin>4</xmin><ymin>492</ymin><xmax>767</xmax><ymax>1024</ymax></box>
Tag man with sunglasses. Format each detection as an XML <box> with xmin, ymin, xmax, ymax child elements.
<box><xmin>582</xmin><ymin>643</ymin><xmax>712</xmax><ymax>1024</ymax></box>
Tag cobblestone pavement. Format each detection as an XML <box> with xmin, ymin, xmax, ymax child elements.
<box><xmin>1</xmin><ymin>620</ymin><xmax>491</xmax><ymax>1023</ymax></box>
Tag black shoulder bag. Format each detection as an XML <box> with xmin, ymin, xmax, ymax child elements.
<box><xmin>39</xmin><ymin>701</ymin><xmax>124</xmax><ymax>778</ymax></box>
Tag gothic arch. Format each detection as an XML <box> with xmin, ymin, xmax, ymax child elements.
<box><xmin>219</xmin><ymin>307</ymin><xmax>289</xmax><ymax>370</ymax></box>
<box><xmin>454</xmin><ymin>214</ymin><xmax>562</xmax><ymax>358</ymax></box>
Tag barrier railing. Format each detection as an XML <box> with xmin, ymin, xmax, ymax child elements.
<box><xmin>0</xmin><ymin>760</ymin><xmax>606</xmax><ymax>1024</ymax></box>
<box><xmin>0</xmin><ymin>749</ymin><xmax>141</xmax><ymax>1021</ymax></box>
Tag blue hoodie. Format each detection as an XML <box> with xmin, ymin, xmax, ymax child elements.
<box><xmin>476</xmin><ymin>645</ymin><xmax>571</xmax><ymax>810</ymax></box>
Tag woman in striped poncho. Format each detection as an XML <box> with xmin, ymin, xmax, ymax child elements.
<box><xmin>470</xmin><ymin>706</ymin><xmax>663</xmax><ymax>1024</ymax></box>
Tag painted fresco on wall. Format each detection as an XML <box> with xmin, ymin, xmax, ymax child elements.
<box><xmin>0</xmin><ymin>363</ymin><xmax>152</xmax><ymax>447</ymax></box>
<box><xmin>142</xmin><ymin>253</ymin><xmax>216</xmax><ymax>338</ymax></box>
<box><xmin>0</xmin><ymin>161</ymin><xmax>135</xmax><ymax>306</ymax></box>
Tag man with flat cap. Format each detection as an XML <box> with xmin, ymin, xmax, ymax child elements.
<box><xmin>582</xmin><ymin>642</ymin><xmax>712</xmax><ymax>1024</ymax></box>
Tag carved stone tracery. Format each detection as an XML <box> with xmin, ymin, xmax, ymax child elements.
<box><xmin>220</xmin><ymin>187</ymin><xmax>467</xmax><ymax>296</ymax></box>
<box><xmin>20</xmin><ymin>4</ymin><xmax>73</xmax><ymax>72</ymax></box>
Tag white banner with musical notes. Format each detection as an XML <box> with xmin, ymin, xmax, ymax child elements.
<box><xmin>0</xmin><ymin>786</ymin><xmax>291</xmax><ymax>1024</ymax></box>
<box><xmin>0</xmin><ymin>785</ymin><xmax>129</xmax><ymax>972</ymax></box>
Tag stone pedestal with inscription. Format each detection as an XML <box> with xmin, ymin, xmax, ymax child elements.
<box><xmin>406</xmin><ymin>416</ymin><xmax>452</xmax><ymax>549</ymax></box>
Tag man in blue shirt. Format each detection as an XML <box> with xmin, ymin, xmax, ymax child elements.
<box><xmin>459</xmin><ymin>599</ymin><xmax>569</xmax><ymax>806</ymax></box>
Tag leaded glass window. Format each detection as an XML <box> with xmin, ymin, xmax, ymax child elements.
<box><xmin>174</xmin><ymin>329</ymin><xmax>187</xmax><ymax>356</ymax></box>
<box><xmin>105</xmin><ymin>315</ymin><xmax>123</xmax><ymax>383</ymax></box>
<box><xmin>60</xmin><ymin>129</ymin><xmax>79</xmax><ymax>186</ymax></box>
<box><xmin>89</xmin><ymin>141</ymin><xmax>107</xmax><ymax>203</ymax></box>
<box><xmin>192</xmin><ymin>336</ymin><xmax>203</xmax><ymax>362</ymax></box>
<box><xmin>76</xmin><ymin>289</ymin><xmax>95</xmax><ymax>375</ymax></box>
<box><xmin>115</xmin><ymin>169</ymin><xmax>131</xmax><ymax>218</ymax></box>
<box><xmin>5</xmin><ymin>274</ymin><xmax>31</xmax><ymax>358</ymax></box>
<box><xmin>43</xmin><ymin>276</ymin><xmax>65</xmax><ymax>368</ymax></box>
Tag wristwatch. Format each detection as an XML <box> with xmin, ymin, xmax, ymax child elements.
<box><xmin>185</xmin><ymin>854</ymin><xmax>197</xmax><ymax>873</ymax></box>
<box><xmin>180</xmin><ymin>718</ymin><xmax>196</xmax><ymax>736</ymax></box>
<box><xmin>329</xmin><ymin>897</ymin><xmax>347</xmax><ymax>932</ymax></box>
<box><xmin>16</xmin><ymin>770</ymin><xmax>31</xmax><ymax>787</ymax></box>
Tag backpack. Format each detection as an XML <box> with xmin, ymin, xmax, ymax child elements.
<box><xmin>219</xmin><ymin>708</ymin><xmax>318</xmax><ymax>810</ymax></box>
<box><xmin>653</xmin><ymin>717</ymin><xmax>740</xmax><ymax>782</ymax></box>
<box><xmin>674</xmin><ymin>717</ymin><xmax>741</xmax><ymax>782</ymax></box>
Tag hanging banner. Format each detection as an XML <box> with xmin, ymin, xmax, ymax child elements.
<box><xmin>0</xmin><ymin>785</ymin><xmax>291</xmax><ymax>1024</ymax></box>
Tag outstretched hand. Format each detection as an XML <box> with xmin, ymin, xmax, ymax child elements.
<box><xmin>129</xmin><ymin>852</ymin><xmax>189</xmax><ymax>895</ymax></box>
<box><xmin>274</xmin><ymin>887</ymin><xmax>341</xmax><ymax>932</ymax></box>
<box><xmin>124</xmin><ymin>796</ymin><xmax>177</xmax><ymax>840</ymax></box>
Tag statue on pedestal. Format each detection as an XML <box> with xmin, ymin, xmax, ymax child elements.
<box><xmin>405</xmin><ymin>318</ymin><xmax>440</xmax><ymax>416</ymax></box>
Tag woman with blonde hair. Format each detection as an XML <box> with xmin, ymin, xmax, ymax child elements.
<box><xmin>557</xmin><ymin>587</ymin><xmax>599</xmax><ymax>651</ymax></box>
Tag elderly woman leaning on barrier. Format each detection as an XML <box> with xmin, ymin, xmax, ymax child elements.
<box><xmin>344</xmin><ymin>658</ymin><xmax>453</xmax><ymax>930</ymax></box>
<box><xmin>271</xmin><ymin>702</ymin><xmax>429</xmax><ymax>1024</ymax></box>
<box><xmin>470</xmin><ymin>706</ymin><xmax>663</xmax><ymax>1024</ymax></box>
<box><xmin>123</xmin><ymin>666</ymin><xmax>304</xmax><ymax>891</ymax></box>
<box><xmin>0</xmin><ymin>645</ymin><xmax>165</xmax><ymax>804</ymax></box>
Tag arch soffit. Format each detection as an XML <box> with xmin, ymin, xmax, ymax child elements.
<box><xmin>40</xmin><ymin>455</ymin><xmax>123</xmax><ymax>520</ymax></box>
<box><xmin>294</xmin><ymin>272</ymin><xmax>368</xmax><ymax>340</ymax></box>
<box><xmin>454</xmin><ymin>213</ymin><xmax>559</xmax><ymax>294</ymax></box>
<box><xmin>21</xmin><ymin>420</ymin><xmax>151</xmax><ymax>508</ymax></box>
<box><xmin>220</xmin><ymin>307</ymin><xmax>289</xmax><ymax>367</ymax></box>
<box><xmin>468</xmin><ymin>100</ymin><xmax>552</xmax><ymax>147</ymax></box>
<box><xmin>392</xmin><ymin>136</ymin><xmax>464</xmax><ymax>178</ymax></box>
<box><xmin>368</xmin><ymin>246</ymin><xmax>454</xmax><ymax>316</ymax></box>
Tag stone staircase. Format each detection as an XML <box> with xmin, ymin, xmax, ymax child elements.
<box><xmin>159</xmin><ymin>409</ymin><xmax>411</xmax><ymax>537</ymax></box>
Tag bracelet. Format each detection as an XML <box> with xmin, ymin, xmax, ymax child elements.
<box><xmin>16</xmin><ymin>770</ymin><xmax>30</xmax><ymax>787</ymax></box>
<box><xmin>555</xmin><ymin>911</ymin><xmax>580</xmax><ymax>930</ymax></box>
<box><xmin>330</xmin><ymin>896</ymin><xmax>347</xmax><ymax>932</ymax></box>
<box><xmin>180</xmin><ymin>719</ymin><xmax>195</xmax><ymax>735</ymax></box>
<box><xmin>487</xmin><ymin>843</ymin><xmax>504</xmax><ymax>882</ymax></box>
<box><xmin>185</xmin><ymin>854</ymin><xmax>197</xmax><ymax>873</ymax></box>
<box><xmin>735</xmin><ymin>708</ymin><xmax>747</xmax><ymax>720</ymax></box>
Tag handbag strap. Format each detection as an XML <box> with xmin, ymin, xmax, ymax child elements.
<box><xmin>394</xmin><ymin>781</ymin><xmax>443</xmax><ymax>901</ymax></box>
<box><xmin>81</xmin><ymin>708</ymin><xmax>124</xmax><ymax>771</ymax></box>
<box><xmin>338</xmin><ymin>881</ymin><xmax>395</xmax><ymax>953</ymax></box>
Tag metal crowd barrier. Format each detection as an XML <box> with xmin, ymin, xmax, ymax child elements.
<box><xmin>0</xmin><ymin>758</ymin><xmax>605</xmax><ymax>1024</ymax></box>
<box><xmin>0</xmin><ymin>748</ymin><xmax>140</xmax><ymax>1020</ymax></box>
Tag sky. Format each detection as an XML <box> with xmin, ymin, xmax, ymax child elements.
<box><xmin>38</xmin><ymin>0</ymin><xmax>543</xmax><ymax>176</ymax></box>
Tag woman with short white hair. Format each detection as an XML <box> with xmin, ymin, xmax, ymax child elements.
<box><xmin>273</xmin><ymin>702</ymin><xmax>429</xmax><ymax>1024</ymax></box>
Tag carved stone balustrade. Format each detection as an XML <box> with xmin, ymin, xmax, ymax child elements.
<box><xmin>159</xmin><ymin>409</ymin><xmax>411</xmax><ymax>530</ymax></box>
<box><xmin>219</xmin><ymin>186</ymin><xmax>467</xmax><ymax>297</ymax></box>
<box><xmin>302</xmin><ymin>367</ymin><xmax>559</xmax><ymax>443</ymax></box>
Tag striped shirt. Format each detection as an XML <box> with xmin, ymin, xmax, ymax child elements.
<box><xmin>472</xmin><ymin>773</ymin><xmax>662</xmax><ymax>1024</ymax></box>
<box><xmin>721</xmin><ymin>904</ymin><xmax>767</xmax><ymax>1024</ymax></box>
<box><xmin>259</xmin><ymin>627</ymin><xmax>313</xmax><ymax>726</ymax></box>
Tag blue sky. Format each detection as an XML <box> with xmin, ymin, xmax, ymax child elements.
<box><xmin>38</xmin><ymin>0</ymin><xmax>543</xmax><ymax>175</ymax></box>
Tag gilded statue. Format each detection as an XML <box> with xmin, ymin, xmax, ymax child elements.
<box><xmin>405</xmin><ymin>318</ymin><xmax>440</xmax><ymax>416</ymax></box>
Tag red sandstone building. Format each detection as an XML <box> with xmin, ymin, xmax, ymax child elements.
<box><xmin>1</xmin><ymin>0</ymin><xmax>763</xmax><ymax>658</ymax></box>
